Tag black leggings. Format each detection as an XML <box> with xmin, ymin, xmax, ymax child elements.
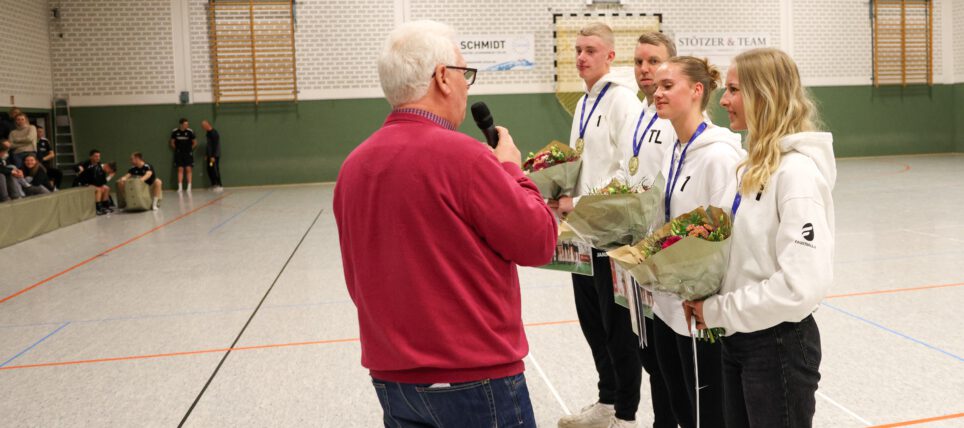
<box><xmin>653</xmin><ymin>316</ymin><xmax>726</xmax><ymax>428</ymax></box>
<box><xmin>572</xmin><ymin>250</ymin><xmax>642</xmax><ymax>421</ymax></box>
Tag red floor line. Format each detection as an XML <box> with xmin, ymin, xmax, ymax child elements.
<box><xmin>0</xmin><ymin>320</ymin><xmax>577</xmax><ymax>371</ymax></box>
<box><xmin>0</xmin><ymin>194</ymin><xmax>229</xmax><ymax>305</ymax></box>
<box><xmin>826</xmin><ymin>282</ymin><xmax>964</xmax><ymax>300</ymax></box>
<box><xmin>869</xmin><ymin>412</ymin><xmax>964</xmax><ymax>427</ymax></box>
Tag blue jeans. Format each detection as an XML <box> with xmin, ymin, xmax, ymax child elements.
<box><xmin>721</xmin><ymin>315</ymin><xmax>822</xmax><ymax>428</ymax></box>
<box><xmin>372</xmin><ymin>373</ymin><xmax>536</xmax><ymax>428</ymax></box>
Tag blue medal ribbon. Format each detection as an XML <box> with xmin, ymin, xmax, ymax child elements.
<box><xmin>632</xmin><ymin>109</ymin><xmax>659</xmax><ymax>157</ymax></box>
<box><xmin>579</xmin><ymin>82</ymin><xmax>612</xmax><ymax>140</ymax></box>
<box><xmin>664</xmin><ymin>122</ymin><xmax>709</xmax><ymax>222</ymax></box>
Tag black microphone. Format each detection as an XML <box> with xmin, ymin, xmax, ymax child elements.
<box><xmin>471</xmin><ymin>102</ymin><xmax>499</xmax><ymax>149</ymax></box>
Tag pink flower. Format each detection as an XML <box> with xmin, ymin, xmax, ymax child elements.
<box><xmin>662</xmin><ymin>235</ymin><xmax>683</xmax><ymax>249</ymax></box>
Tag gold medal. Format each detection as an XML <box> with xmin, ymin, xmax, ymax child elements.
<box><xmin>629</xmin><ymin>156</ymin><xmax>639</xmax><ymax>175</ymax></box>
<box><xmin>575</xmin><ymin>138</ymin><xmax>585</xmax><ymax>155</ymax></box>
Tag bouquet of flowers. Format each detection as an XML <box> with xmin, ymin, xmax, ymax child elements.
<box><xmin>608</xmin><ymin>206</ymin><xmax>731</xmax><ymax>341</ymax></box>
<box><xmin>561</xmin><ymin>174</ymin><xmax>665</xmax><ymax>251</ymax></box>
<box><xmin>522</xmin><ymin>141</ymin><xmax>582</xmax><ymax>200</ymax></box>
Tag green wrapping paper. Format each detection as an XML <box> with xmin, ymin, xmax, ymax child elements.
<box><xmin>523</xmin><ymin>141</ymin><xmax>582</xmax><ymax>200</ymax></box>
<box><xmin>608</xmin><ymin>206</ymin><xmax>732</xmax><ymax>301</ymax></box>
<box><xmin>562</xmin><ymin>174</ymin><xmax>665</xmax><ymax>251</ymax></box>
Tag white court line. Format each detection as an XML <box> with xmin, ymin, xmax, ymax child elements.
<box><xmin>816</xmin><ymin>390</ymin><xmax>872</xmax><ymax>426</ymax></box>
<box><xmin>526</xmin><ymin>352</ymin><xmax>571</xmax><ymax>415</ymax></box>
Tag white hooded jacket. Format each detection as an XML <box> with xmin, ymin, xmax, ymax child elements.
<box><xmin>702</xmin><ymin>132</ymin><xmax>836</xmax><ymax>334</ymax></box>
<box><xmin>651</xmin><ymin>122</ymin><xmax>746</xmax><ymax>336</ymax></box>
<box><xmin>569</xmin><ymin>70</ymin><xmax>641</xmax><ymax>195</ymax></box>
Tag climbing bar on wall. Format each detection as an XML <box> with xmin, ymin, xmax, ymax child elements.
<box><xmin>872</xmin><ymin>0</ymin><xmax>932</xmax><ymax>87</ymax></box>
<box><xmin>209</xmin><ymin>0</ymin><xmax>298</xmax><ymax>104</ymax></box>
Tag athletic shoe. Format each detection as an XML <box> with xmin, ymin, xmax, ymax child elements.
<box><xmin>96</xmin><ymin>208</ymin><xmax>107</xmax><ymax>216</ymax></box>
<box><xmin>607</xmin><ymin>416</ymin><xmax>637</xmax><ymax>428</ymax></box>
<box><xmin>214</xmin><ymin>186</ymin><xmax>224</xmax><ymax>193</ymax></box>
<box><xmin>558</xmin><ymin>402</ymin><xmax>616</xmax><ymax>428</ymax></box>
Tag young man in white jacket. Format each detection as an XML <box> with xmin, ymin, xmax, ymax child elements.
<box><xmin>652</xmin><ymin>57</ymin><xmax>745</xmax><ymax>428</ymax></box>
<box><xmin>685</xmin><ymin>48</ymin><xmax>834</xmax><ymax>428</ymax></box>
<box><xmin>552</xmin><ymin>22</ymin><xmax>644</xmax><ymax>428</ymax></box>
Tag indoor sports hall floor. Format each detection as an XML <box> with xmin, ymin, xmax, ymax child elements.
<box><xmin>1</xmin><ymin>154</ymin><xmax>962</xmax><ymax>428</ymax></box>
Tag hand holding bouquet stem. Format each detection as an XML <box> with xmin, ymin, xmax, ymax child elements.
<box><xmin>683</xmin><ymin>299</ymin><xmax>725</xmax><ymax>343</ymax></box>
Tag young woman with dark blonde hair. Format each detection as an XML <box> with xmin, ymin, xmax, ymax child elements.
<box><xmin>651</xmin><ymin>56</ymin><xmax>744</xmax><ymax>428</ymax></box>
<box><xmin>684</xmin><ymin>47</ymin><xmax>835</xmax><ymax>427</ymax></box>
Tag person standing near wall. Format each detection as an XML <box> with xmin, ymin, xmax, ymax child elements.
<box><xmin>169</xmin><ymin>118</ymin><xmax>197</xmax><ymax>193</ymax></box>
<box><xmin>36</xmin><ymin>126</ymin><xmax>62</xmax><ymax>190</ymax></box>
<box><xmin>334</xmin><ymin>19</ymin><xmax>557</xmax><ymax>428</ymax></box>
<box><xmin>684</xmin><ymin>48</ymin><xmax>834</xmax><ymax>428</ymax></box>
<box><xmin>551</xmin><ymin>22</ymin><xmax>644</xmax><ymax>428</ymax></box>
<box><xmin>202</xmin><ymin>120</ymin><xmax>222</xmax><ymax>192</ymax></box>
<box><xmin>8</xmin><ymin>113</ymin><xmax>38</xmax><ymax>169</ymax></box>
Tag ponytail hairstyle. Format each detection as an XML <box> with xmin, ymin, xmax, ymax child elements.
<box><xmin>733</xmin><ymin>48</ymin><xmax>820</xmax><ymax>195</ymax></box>
<box><xmin>666</xmin><ymin>56</ymin><xmax>720</xmax><ymax>111</ymax></box>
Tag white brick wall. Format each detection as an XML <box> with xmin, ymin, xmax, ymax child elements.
<box><xmin>0</xmin><ymin>0</ymin><xmax>53</xmax><ymax>108</ymax></box>
<box><xmin>40</xmin><ymin>0</ymin><xmax>961</xmax><ymax>106</ymax></box>
<box><xmin>49</xmin><ymin>0</ymin><xmax>176</xmax><ymax>99</ymax></box>
<box><xmin>955</xmin><ymin>0</ymin><xmax>964</xmax><ymax>80</ymax></box>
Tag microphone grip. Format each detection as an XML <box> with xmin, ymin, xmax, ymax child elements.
<box><xmin>482</xmin><ymin>127</ymin><xmax>499</xmax><ymax>149</ymax></box>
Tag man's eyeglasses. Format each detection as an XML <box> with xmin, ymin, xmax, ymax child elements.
<box><xmin>433</xmin><ymin>65</ymin><xmax>477</xmax><ymax>86</ymax></box>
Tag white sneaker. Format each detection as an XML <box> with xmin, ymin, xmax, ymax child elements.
<box><xmin>187</xmin><ymin>184</ymin><xmax>192</xmax><ymax>192</ymax></box>
<box><xmin>213</xmin><ymin>186</ymin><xmax>223</xmax><ymax>193</ymax></box>
<box><xmin>607</xmin><ymin>416</ymin><xmax>637</xmax><ymax>428</ymax></box>
<box><xmin>558</xmin><ymin>402</ymin><xmax>615</xmax><ymax>428</ymax></box>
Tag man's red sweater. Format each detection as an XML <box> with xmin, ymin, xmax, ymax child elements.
<box><xmin>333</xmin><ymin>111</ymin><xmax>557</xmax><ymax>383</ymax></box>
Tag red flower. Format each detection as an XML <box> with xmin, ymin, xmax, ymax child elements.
<box><xmin>661</xmin><ymin>235</ymin><xmax>683</xmax><ymax>249</ymax></box>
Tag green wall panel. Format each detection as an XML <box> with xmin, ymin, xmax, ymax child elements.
<box><xmin>956</xmin><ymin>84</ymin><xmax>964</xmax><ymax>153</ymax></box>
<box><xmin>69</xmin><ymin>84</ymin><xmax>960</xmax><ymax>188</ymax></box>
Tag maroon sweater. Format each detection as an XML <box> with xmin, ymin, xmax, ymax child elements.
<box><xmin>334</xmin><ymin>111</ymin><xmax>557</xmax><ymax>383</ymax></box>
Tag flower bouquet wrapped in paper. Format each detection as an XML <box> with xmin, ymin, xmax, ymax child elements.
<box><xmin>561</xmin><ymin>174</ymin><xmax>665</xmax><ymax>251</ymax></box>
<box><xmin>608</xmin><ymin>206</ymin><xmax>731</xmax><ymax>341</ymax></box>
<box><xmin>522</xmin><ymin>141</ymin><xmax>582</xmax><ymax>200</ymax></box>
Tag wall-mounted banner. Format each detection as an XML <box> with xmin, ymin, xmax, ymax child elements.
<box><xmin>458</xmin><ymin>34</ymin><xmax>535</xmax><ymax>71</ymax></box>
<box><xmin>674</xmin><ymin>33</ymin><xmax>771</xmax><ymax>72</ymax></box>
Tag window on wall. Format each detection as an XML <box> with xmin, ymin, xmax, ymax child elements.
<box><xmin>208</xmin><ymin>0</ymin><xmax>298</xmax><ymax>104</ymax></box>
<box><xmin>872</xmin><ymin>0</ymin><xmax>933</xmax><ymax>87</ymax></box>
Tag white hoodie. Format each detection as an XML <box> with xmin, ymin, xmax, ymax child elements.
<box><xmin>569</xmin><ymin>70</ymin><xmax>641</xmax><ymax>195</ymax></box>
<box><xmin>703</xmin><ymin>132</ymin><xmax>835</xmax><ymax>334</ymax></box>
<box><xmin>651</xmin><ymin>122</ymin><xmax>746</xmax><ymax>336</ymax></box>
<box><xmin>617</xmin><ymin>100</ymin><xmax>676</xmax><ymax>188</ymax></box>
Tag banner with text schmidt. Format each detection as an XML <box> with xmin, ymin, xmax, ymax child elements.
<box><xmin>458</xmin><ymin>35</ymin><xmax>535</xmax><ymax>72</ymax></box>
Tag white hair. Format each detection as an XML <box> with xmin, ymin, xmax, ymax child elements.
<box><xmin>378</xmin><ymin>20</ymin><xmax>457</xmax><ymax>107</ymax></box>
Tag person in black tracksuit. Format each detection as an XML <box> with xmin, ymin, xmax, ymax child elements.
<box><xmin>76</xmin><ymin>149</ymin><xmax>114</xmax><ymax>214</ymax></box>
<box><xmin>202</xmin><ymin>120</ymin><xmax>222</xmax><ymax>191</ymax></box>
<box><xmin>36</xmin><ymin>126</ymin><xmax>62</xmax><ymax>190</ymax></box>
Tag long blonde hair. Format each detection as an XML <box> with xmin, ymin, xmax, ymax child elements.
<box><xmin>734</xmin><ymin>48</ymin><xmax>820</xmax><ymax>195</ymax></box>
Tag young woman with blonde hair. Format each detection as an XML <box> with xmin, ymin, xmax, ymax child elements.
<box><xmin>684</xmin><ymin>47</ymin><xmax>835</xmax><ymax>427</ymax></box>
<box><xmin>651</xmin><ymin>56</ymin><xmax>744</xmax><ymax>428</ymax></box>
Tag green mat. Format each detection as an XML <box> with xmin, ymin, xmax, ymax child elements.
<box><xmin>0</xmin><ymin>187</ymin><xmax>96</xmax><ymax>249</ymax></box>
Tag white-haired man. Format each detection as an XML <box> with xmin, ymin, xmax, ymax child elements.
<box><xmin>333</xmin><ymin>20</ymin><xmax>557</xmax><ymax>427</ymax></box>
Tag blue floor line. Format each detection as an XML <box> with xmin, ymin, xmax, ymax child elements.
<box><xmin>821</xmin><ymin>302</ymin><xmax>963</xmax><ymax>363</ymax></box>
<box><xmin>0</xmin><ymin>322</ymin><xmax>71</xmax><ymax>367</ymax></box>
<box><xmin>208</xmin><ymin>191</ymin><xmax>274</xmax><ymax>233</ymax></box>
